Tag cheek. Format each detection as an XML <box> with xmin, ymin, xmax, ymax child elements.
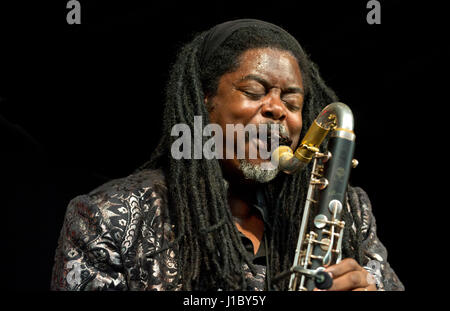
<box><xmin>287</xmin><ymin>113</ymin><xmax>303</xmax><ymax>145</ymax></box>
<box><xmin>212</xmin><ymin>94</ymin><xmax>260</xmax><ymax>126</ymax></box>
<box><xmin>230</xmin><ymin>101</ymin><xmax>261</xmax><ymax>121</ymax></box>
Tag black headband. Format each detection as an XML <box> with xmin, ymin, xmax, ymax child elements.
<box><xmin>199</xmin><ymin>19</ymin><xmax>299</xmax><ymax>67</ymax></box>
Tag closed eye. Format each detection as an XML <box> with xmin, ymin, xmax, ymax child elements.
<box><xmin>285</xmin><ymin>102</ymin><xmax>301</xmax><ymax>112</ymax></box>
<box><xmin>242</xmin><ymin>90</ymin><xmax>265</xmax><ymax>100</ymax></box>
<box><xmin>243</xmin><ymin>90</ymin><xmax>302</xmax><ymax>112</ymax></box>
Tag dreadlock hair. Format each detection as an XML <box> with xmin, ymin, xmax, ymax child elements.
<box><xmin>138</xmin><ymin>24</ymin><xmax>364</xmax><ymax>290</ymax></box>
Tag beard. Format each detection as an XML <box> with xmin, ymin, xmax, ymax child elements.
<box><xmin>236</xmin><ymin>122</ymin><xmax>291</xmax><ymax>183</ymax></box>
<box><xmin>238</xmin><ymin>159</ymin><xmax>279</xmax><ymax>183</ymax></box>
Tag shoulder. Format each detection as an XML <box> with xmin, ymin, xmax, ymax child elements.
<box><xmin>64</xmin><ymin>169</ymin><xmax>169</xmax><ymax>247</ymax></box>
<box><xmin>346</xmin><ymin>186</ymin><xmax>405</xmax><ymax>290</ymax></box>
<box><xmin>89</xmin><ymin>168</ymin><xmax>167</xmax><ymax>200</ymax></box>
<box><xmin>347</xmin><ymin>185</ymin><xmax>371</xmax><ymax>209</ymax></box>
<box><xmin>346</xmin><ymin>185</ymin><xmax>373</xmax><ymax>238</ymax></box>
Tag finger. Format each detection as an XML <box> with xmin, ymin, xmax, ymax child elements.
<box><xmin>352</xmin><ymin>284</ymin><xmax>377</xmax><ymax>291</ymax></box>
<box><xmin>327</xmin><ymin>270</ymin><xmax>369</xmax><ymax>291</ymax></box>
<box><xmin>325</xmin><ymin>258</ymin><xmax>363</xmax><ymax>278</ymax></box>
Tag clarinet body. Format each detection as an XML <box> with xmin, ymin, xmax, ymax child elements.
<box><xmin>273</xmin><ymin>102</ymin><xmax>357</xmax><ymax>291</ymax></box>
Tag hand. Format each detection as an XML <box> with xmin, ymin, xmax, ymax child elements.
<box><xmin>315</xmin><ymin>258</ymin><xmax>378</xmax><ymax>291</ymax></box>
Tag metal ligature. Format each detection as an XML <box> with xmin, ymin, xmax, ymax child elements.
<box><xmin>272</xmin><ymin>102</ymin><xmax>357</xmax><ymax>291</ymax></box>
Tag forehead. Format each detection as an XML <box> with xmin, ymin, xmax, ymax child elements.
<box><xmin>234</xmin><ymin>48</ymin><xmax>303</xmax><ymax>86</ymax></box>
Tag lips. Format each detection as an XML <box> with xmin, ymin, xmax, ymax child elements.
<box><xmin>272</xmin><ymin>133</ymin><xmax>292</xmax><ymax>147</ymax></box>
<box><xmin>243</xmin><ymin>123</ymin><xmax>292</xmax><ymax>156</ymax></box>
<box><xmin>265</xmin><ymin>127</ymin><xmax>292</xmax><ymax>148</ymax></box>
<box><xmin>255</xmin><ymin>132</ymin><xmax>291</xmax><ymax>156</ymax></box>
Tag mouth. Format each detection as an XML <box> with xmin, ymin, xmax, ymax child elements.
<box><xmin>265</xmin><ymin>125</ymin><xmax>293</xmax><ymax>150</ymax></box>
<box><xmin>240</xmin><ymin>123</ymin><xmax>293</xmax><ymax>161</ymax></box>
<box><xmin>246</xmin><ymin>127</ymin><xmax>292</xmax><ymax>156</ymax></box>
<box><xmin>269</xmin><ymin>132</ymin><xmax>292</xmax><ymax>147</ymax></box>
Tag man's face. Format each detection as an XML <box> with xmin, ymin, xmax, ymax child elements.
<box><xmin>208</xmin><ymin>47</ymin><xmax>304</xmax><ymax>183</ymax></box>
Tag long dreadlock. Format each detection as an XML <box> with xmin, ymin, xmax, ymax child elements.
<box><xmin>137</xmin><ymin>24</ymin><xmax>364</xmax><ymax>290</ymax></box>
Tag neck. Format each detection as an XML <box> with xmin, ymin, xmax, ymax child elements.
<box><xmin>227</xmin><ymin>177</ymin><xmax>265</xmax><ymax>255</ymax></box>
<box><xmin>227</xmin><ymin>180</ymin><xmax>259</xmax><ymax>219</ymax></box>
<box><xmin>220</xmin><ymin>159</ymin><xmax>261</xmax><ymax>219</ymax></box>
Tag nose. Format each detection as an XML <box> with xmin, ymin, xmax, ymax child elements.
<box><xmin>260</xmin><ymin>89</ymin><xmax>286</xmax><ymax>121</ymax></box>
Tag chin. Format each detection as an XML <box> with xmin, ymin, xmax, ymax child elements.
<box><xmin>238</xmin><ymin>158</ymin><xmax>279</xmax><ymax>183</ymax></box>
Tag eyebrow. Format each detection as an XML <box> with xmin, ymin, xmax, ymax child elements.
<box><xmin>239</xmin><ymin>74</ymin><xmax>304</xmax><ymax>95</ymax></box>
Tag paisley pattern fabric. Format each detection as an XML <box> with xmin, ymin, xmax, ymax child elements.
<box><xmin>51</xmin><ymin>169</ymin><xmax>404</xmax><ymax>291</ymax></box>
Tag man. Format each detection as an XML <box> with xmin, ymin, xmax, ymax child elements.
<box><xmin>51</xmin><ymin>19</ymin><xmax>404</xmax><ymax>291</ymax></box>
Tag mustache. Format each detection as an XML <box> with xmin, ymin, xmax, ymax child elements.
<box><xmin>244</xmin><ymin>122</ymin><xmax>293</xmax><ymax>147</ymax></box>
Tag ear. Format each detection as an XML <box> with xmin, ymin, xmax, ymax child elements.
<box><xmin>204</xmin><ymin>95</ymin><xmax>215</xmax><ymax>112</ymax></box>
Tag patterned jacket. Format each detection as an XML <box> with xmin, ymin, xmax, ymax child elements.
<box><xmin>51</xmin><ymin>169</ymin><xmax>404</xmax><ymax>291</ymax></box>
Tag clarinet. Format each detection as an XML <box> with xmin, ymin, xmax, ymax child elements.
<box><xmin>272</xmin><ymin>102</ymin><xmax>358</xmax><ymax>291</ymax></box>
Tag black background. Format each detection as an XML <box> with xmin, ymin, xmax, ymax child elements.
<box><xmin>0</xmin><ymin>0</ymin><xmax>445</xmax><ymax>292</ymax></box>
